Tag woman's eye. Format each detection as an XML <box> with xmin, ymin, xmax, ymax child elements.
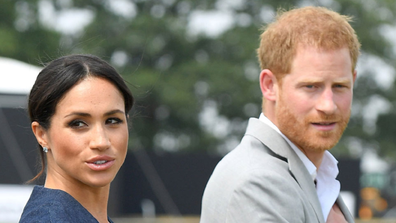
<box><xmin>68</xmin><ymin>120</ymin><xmax>87</xmax><ymax>128</ymax></box>
<box><xmin>106</xmin><ymin>118</ymin><xmax>123</xmax><ymax>125</ymax></box>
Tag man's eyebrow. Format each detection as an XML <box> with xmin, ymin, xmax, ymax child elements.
<box><xmin>334</xmin><ymin>79</ymin><xmax>352</xmax><ymax>84</ymax></box>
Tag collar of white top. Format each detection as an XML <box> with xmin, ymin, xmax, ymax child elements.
<box><xmin>258</xmin><ymin>113</ymin><xmax>340</xmax><ymax>221</ymax></box>
<box><xmin>258</xmin><ymin>113</ymin><xmax>339</xmax><ymax>180</ymax></box>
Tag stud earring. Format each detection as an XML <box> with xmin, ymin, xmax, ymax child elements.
<box><xmin>43</xmin><ymin>147</ymin><xmax>48</xmax><ymax>153</ymax></box>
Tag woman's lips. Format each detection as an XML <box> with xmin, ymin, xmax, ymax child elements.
<box><xmin>86</xmin><ymin>156</ymin><xmax>115</xmax><ymax>171</ymax></box>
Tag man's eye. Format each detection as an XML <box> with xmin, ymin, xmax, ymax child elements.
<box><xmin>334</xmin><ymin>84</ymin><xmax>346</xmax><ymax>88</ymax></box>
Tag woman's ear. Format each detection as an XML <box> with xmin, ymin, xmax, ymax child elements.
<box><xmin>31</xmin><ymin>121</ymin><xmax>49</xmax><ymax>148</ymax></box>
<box><xmin>259</xmin><ymin>69</ymin><xmax>277</xmax><ymax>101</ymax></box>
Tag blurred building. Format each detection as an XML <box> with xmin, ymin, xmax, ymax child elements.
<box><xmin>0</xmin><ymin>57</ymin><xmax>41</xmax><ymax>222</ymax></box>
<box><xmin>0</xmin><ymin>57</ymin><xmax>41</xmax><ymax>184</ymax></box>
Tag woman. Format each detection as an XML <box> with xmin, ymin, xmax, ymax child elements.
<box><xmin>20</xmin><ymin>54</ymin><xmax>134</xmax><ymax>223</ymax></box>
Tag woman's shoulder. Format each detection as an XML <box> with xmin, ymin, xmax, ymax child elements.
<box><xmin>19</xmin><ymin>186</ymin><xmax>99</xmax><ymax>223</ymax></box>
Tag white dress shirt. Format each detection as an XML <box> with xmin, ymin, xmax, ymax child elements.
<box><xmin>259</xmin><ymin>113</ymin><xmax>340</xmax><ymax>221</ymax></box>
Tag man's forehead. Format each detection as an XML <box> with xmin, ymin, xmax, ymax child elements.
<box><xmin>295</xmin><ymin>76</ymin><xmax>353</xmax><ymax>82</ymax></box>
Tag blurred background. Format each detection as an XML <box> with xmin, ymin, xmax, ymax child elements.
<box><xmin>1</xmin><ymin>0</ymin><xmax>396</xmax><ymax>222</ymax></box>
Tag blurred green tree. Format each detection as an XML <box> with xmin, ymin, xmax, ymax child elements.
<box><xmin>0</xmin><ymin>0</ymin><xmax>61</xmax><ymax>64</ymax></box>
<box><xmin>2</xmin><ymin>0</ymin><xmax>396</xmax><ymax>158</ymax></box>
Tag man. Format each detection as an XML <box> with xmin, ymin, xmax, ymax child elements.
<box><xmin>200</xmin><ymin>6</ymin><xmax>360</xmax><ymax>223</ymax></box>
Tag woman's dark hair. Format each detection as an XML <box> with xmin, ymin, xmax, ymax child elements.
<box><xmin>28</xmin><ymin>54</ymin><xmax>134</xmax><ymax>182</ymax></box>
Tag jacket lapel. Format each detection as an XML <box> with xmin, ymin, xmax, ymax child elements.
<box><xmin>337</xmin><ymin>196</ymin><xmax>355</xmax><ymax>223</ymax></box>
<box><xmin>245</xmin><ymin>118</ymin><xmax>325</xmax><ymax>223</ymax></box>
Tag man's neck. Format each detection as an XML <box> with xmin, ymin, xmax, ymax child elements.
<box><xmin>296</xmin><ymin>146</ymin><xmax>325</xmax><ymax>169</ymax></box>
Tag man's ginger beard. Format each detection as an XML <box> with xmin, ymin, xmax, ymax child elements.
<box><xmin>276</xmin><ymin>91</ymin><xmax>350</xmax><ymax>153</ymax></box>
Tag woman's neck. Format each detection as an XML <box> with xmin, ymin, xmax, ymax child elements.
<box><xmin>44</xmin><ymin>174</ymin><xmax>110</xmax><ymax>223</ymax></box>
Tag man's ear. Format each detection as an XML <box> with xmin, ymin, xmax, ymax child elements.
<box><xmin>353</xmin><ymin>70</ymin><xmax>357</xmax><ymax>83</ymax></box>
<box><xmin>31</xmin><ymin>121</ymin><xmax>49</xmax><ymax>148</ymax></box>
<box><xmin>259</xmin><ymin>69</ymin><xmax>277</xmax><ymax>101</ymax></box>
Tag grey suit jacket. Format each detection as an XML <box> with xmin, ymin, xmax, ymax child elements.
<box><xmin>200</xmin><ymin>118</ymin><xmax>354</xmax><ymax>223</ymax></box>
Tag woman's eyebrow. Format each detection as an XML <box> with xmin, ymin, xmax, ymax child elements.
<box><xmin>104</xmin><ymin>109</ymin><xmax>125</xmax><ymax>116</ymax></box>
<box><xmin>64</xmin><ymin>112</ymin><xmax>90</xmax><ymax>118</ymax></box>
<box><xmin>63</xmin><ymin>109</ymin><xmax>125</xmax><ymax>118</ymax></box>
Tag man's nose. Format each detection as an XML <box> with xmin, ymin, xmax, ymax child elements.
<box><xmin>316</xmin><ymin>88</ymin><xmax>337</xmax><ymax>115</ymax></box>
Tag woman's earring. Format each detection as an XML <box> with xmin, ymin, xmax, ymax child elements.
<box><xmin>43</xmin><ymin>147</ymin><xmax>48</xmax><ymax>153</ymax></box>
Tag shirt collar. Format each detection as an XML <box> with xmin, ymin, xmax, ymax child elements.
<box><xmin>258</xmin><ymin>113</ymin><xmax>340</xmax><ymax>221</ymax></box>
<box><xmin>259</xmin><ymin>113</ymin><xmax>317</xmax><ymax>180</ymax></box>
<box><xmin>258</xmin><ymin>113</ymin><xmax>339</xmax><ymax>177</ymax></box>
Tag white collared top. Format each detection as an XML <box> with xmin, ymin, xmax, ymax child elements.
<box><xmin>259</xmin><ymin>113</ymin><xmax>340</xmax><ymax>221</ymax></box>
